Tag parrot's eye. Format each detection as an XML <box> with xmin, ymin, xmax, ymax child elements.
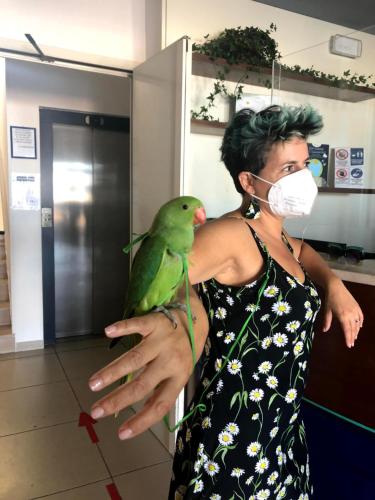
<box><xmin>182</xmin><ymin>204</ymin><xmax>189</xmax><ymax>210</ymax></box>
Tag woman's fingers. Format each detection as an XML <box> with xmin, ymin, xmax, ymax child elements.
<box><xmin>342</xmin><ymin>318</ymin><xmax>353</xmax><ymax>349</ymax></box>
<box><xmin>104</xmin><ymin>313</ymin><xmax>162</xmax><ymax>339</ymax></box>
<box><xmin>324</xmin><ymin>280</ymin><xmax>364</xmax><ymax>349</ymax></box>
<box><xmin>89</xmin><ymin>338</ymin><xmax>160</xmax><ymax>391</ymax></box>
<box><xmin>349</xmin><ymin>304</ymin><xmax>364</xmax><ymax>346</ymax></box>
<box><xmin>117</xmin><ymin>378</ymin><xmax>183</xmax><ymax>440</ymax></box>
<box><xmin>89</xmin><ymin>313</ymin><xmax>172</xmax><ymax>391</ymax></box>
<box><xmin>322</xmin><ymin>308</ymin><xmax>332</xmax><ymax>332</ymax></box>
<box><xmin>338</xmin><ymin>312</ymin><xmax>361</xmax><ymax>348</ymax></box>
<box><xmin>90</xmin><ymin>358</ymin><xmax>175</xmax><ymax>425</ymax></box>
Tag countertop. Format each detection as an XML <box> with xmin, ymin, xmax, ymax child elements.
<box><xmin>319</xmin><ymin>253</ymin><xmax>375</xmax><ymax>286</ymax></box>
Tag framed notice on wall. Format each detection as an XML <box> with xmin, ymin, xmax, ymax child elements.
<box><xmin>10</xmin><ymin>126</ymin><xmax>37</xmax><ymax>159</ymax></box>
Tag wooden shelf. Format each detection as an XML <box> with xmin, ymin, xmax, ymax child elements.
<box><xmin>192</xmin><ymin>53</ymin><xmax>273</xmax><ymax>88</ymax></box>
<box><xmin>192</xmin><ymin>53</ymin><xmax>375</xmax><ymax>103</ymax></box>
<box><xmin>318</xmin><ymin>187</ymin><xmax>375</xmax><ymax>194</ymax></box>
<box><xmin>191</xmin><ymin>118</ymin><xmax>226</xmax><ymax>135</ymax></box>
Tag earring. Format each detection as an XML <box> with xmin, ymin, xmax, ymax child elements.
<box><xmin>245</xmin><ymin>197</ymin><xmax>261</xmax><ymax>220</ymax></box>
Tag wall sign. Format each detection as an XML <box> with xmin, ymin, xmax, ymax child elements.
<box><xmin>334</xmin><ymin>147</ymin><xmax>364</xmax><ymax>188</ymax></box>
<box><xmin>11</xmin><ymin>173</ymin><xmax>40</xmax><ymax>210</ymax></box>
<box><xmin>10</xmin><ymin>126</ymin><xmax>37</xmax><ymax>159</ymax></box>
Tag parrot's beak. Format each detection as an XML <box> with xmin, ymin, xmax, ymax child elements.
<box><xmin>193</xmin><ymin>206</ymin><xmax>206</xmax><ymax>225</ymax></box>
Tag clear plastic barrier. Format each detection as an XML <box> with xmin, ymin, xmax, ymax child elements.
<box><xmin>272</xmin><ymin>26</ymin><xmax>375</xmax><ymax>255</ymax></box>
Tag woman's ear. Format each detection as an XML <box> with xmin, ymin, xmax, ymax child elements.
<box><xmin>238</xmin><ymin>171</ymin><xmax>255</xmax><ymax>195</ymax></box>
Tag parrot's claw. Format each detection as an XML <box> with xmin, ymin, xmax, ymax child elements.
<box><xmin>154</xmin><ymin>303</ymin><xmax>197</xmax><ymax>327</ymax></box>
<box><xmin>153</xmin><ymin>306</ymin><xmax>179</xmax><ymax>328</ymax></box>
<box><xmin>168</xmin><ymin>302</ymin><xmax>197</xmax><ymax>323</ymax></box>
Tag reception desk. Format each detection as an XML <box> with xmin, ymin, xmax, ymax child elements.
<box><xmin>304</xmin><ymin>255</ymin><xmax>375</xmax><ymax>430</ymax></box>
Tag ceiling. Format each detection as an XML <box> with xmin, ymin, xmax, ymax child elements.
<box><xmin>255</xmin><ymin>0</ymin><xmax>375</xmax><ymax>35</ymax></box>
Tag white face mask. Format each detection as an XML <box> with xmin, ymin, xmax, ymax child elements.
<box><xmin>251</xmin><ymin>168</ymin><xmax>318</xmax><ymax>218</ymax></box>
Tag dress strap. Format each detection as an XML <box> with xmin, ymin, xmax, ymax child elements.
<box><xmin>246</xmin><ymin>224</ymin><xmax>269</xmax><ymax>260</ymax></box>
<box><xmin>281</xmin><ymin>230</ymin><xmax>295</xmax><ymax>255</ymax></box>
<box><xmin>223</xmin><ymin>216</ymin><xmax>269</xmax><ymax>260</ymax></box>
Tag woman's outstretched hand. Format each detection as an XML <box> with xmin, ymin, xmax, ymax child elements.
<box><xmin>86</xmin><ymin>219</ymin><xmax>235</xmax><ymax>440</ymax></box>
<box><xmin>322</xmin><ymin>276</ymin><xmax>364</xmax><ymax>349</ymax></box>
<box><xmin>88</xmin><ymin>311</ymin><xmax>199</xmax><ymax>441</ymax></box>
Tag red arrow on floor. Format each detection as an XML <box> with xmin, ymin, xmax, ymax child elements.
<box><xmin>106</xmin><ymin>483</ymin><xmax>122</xmax><ymax>500</ymax></box>
<box><xmin>78</xmin><ymin>412</ymin><xmax>99</xmax><ymax>443</ymax></box>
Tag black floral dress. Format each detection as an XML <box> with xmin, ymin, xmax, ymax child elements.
<box><xmin>168</xmin><ymin>223</ymin><xmax>321</xmax><ymax>500</ymax></box>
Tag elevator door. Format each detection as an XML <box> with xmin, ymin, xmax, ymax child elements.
<box><xmin>53</xmin><ymin>124</ymin><xmax>93</xmax><ymax>338</ymax></box>
<box><xmin>41</xmin><ymin>110</ymin><xmax>130</xmax><ymax>343</ymax></box>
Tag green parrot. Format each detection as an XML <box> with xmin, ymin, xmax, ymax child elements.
<box><xmin>109</xmin><ymin>195</ymin><xmax>206</xmax><ymax>389</ymax></box>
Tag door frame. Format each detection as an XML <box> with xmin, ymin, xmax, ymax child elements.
<box><xmin>132</xmin><ymin>36</ymin><xmax>191</xmax><ymax>454</ymax></box>
<box><xmin>40</xmin><ymin>109</ymin><xmax>130</xmax><ymax>345</ymax></box>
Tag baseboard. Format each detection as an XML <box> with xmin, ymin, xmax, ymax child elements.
<box><xmin>15</xmin><ymin>339</ymin><xmax>44</xmax><ymax>352</ymax></box>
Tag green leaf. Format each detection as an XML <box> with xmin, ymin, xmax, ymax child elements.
<box><xmin>230</xmin><ymin>391</ymin><xmax>241</xmax><ymax>409</ymax></box>
<box><xmin>242</xmin><ymin>346</ymin><xmax>256</xmax><ymax>357</ymax></box>
<box><xmin>268</xmin><ymin>392</ymin><xmax>278</xmax><ymax>409</ymax></box>
<box><xmin>243</xmin><ymin>390</ymin><xmax>248</xmax><ymax>408</ymax></box>
<box><xmin>221</xmin><ymin>447</ymin><xmax>228</xmax><ymax>465</ymax></box>
<box><xmin>239</xmin><ymin>331</ymin><xmax>249</xmax><ymax>350</ymax></box>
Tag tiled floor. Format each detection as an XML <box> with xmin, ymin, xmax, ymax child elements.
<box><xmin>0</xmin><ymin>336</ymin><xmax>174</xmax><ymax>499</ymax></box>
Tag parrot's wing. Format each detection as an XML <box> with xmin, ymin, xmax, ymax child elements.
<box><xmin>123</xmin><ymin>235</ymin><xmax>168</xmax><ymax>318</ymax></box>
<box><xmin>134</xmin><ymin>247</ymin><xmax>184</xmax><ymax>315</ymax></box>
<box><xmin>109</xmin><ymin>236</ymin><xmax>166</xmax><ymax>350</ymax></box>
<box><xmin>110</xmin><ymin>236</ymin><xmax>184</xmax><ymax>350</ymax></box>
<box><xmin>125</xmin><ymin>236</ymin><xmax>185</xmax><ymax>318</ymax></box>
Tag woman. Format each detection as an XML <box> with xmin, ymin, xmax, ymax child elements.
<box><xmin>88</xmin><ymin>105</ymin><xmax>363</xmax><ymax>499</ymax></box>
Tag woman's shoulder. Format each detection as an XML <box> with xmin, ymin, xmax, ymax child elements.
<box><xmin>195</xmin><ymin>211</ymin><xmax>252</xmax><ymax>245</ymax></box>
<box><xmin>188</xmin><ymin>212</ymin><xmax>259</xmax><ymax>286</ymax></box>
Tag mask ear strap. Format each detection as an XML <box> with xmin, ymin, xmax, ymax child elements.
<box><xmin>251</xmin><ymin>172</ymin><xmax>276</xmax><ymax>187</ymax></box>
<box><xmin>251</xmin><ymin>193</ymin><xmax>270</xmax><ymax>205</ymax></box>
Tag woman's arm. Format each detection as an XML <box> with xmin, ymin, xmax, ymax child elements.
<box><xmin>88</xmin><ymin>219</ymin><xmax>237</xmax><ymax>440</ymax></box>
<box><xmin>298</xmin><ymin>240</ymin><xmax>339</xmax><ymax>288</ymax></box>
<box><xmin>298</xmin><ymin>241</ymin><xmax>364</xmax><ymax>349</ymax></box>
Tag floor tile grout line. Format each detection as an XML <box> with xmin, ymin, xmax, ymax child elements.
<box><xmin>53</xmin><ymin>343</ymin><xmax>111</xmax><ymax>354</ymax></box>
<box><xmin>0</xmin><ymin>351</ymin><xmax>56</xmax><ymax>362</ymax></box>
<box><xmin>29</xmin><ymin>476</ymin><xmax>112</xmax><ymax>499</ymax></box>
<box><xmin>0</xmin><ymin>338</ymin><xmax>109</xmax><ymax>362</ymax></box>
<box><xmin>148</xmin><ymin>420</ymin><xmax>175</xmax><ymax>455</ymax></box>
<box><xmin>110</xmin><ymin>457</ymin><xmax>173</xmax><ymax>478</ymax></box>
<box><xmin>53</xmin><ymin>346</ymin><xmax>117</xmax><ymax>486</ymax></box>
<box><xmin>29</xmin><ymin>459</ymin><xmax>173</xmax><ymax>499</ymax></box>
<box><xmin>0</xmin><ymin>378</ymin><xmax>68</xmax><ymax>393</ymax></box>
<box><xmin>0</xmin><ymin>418</ymin><xmax>78</xmax><ymax>438</ymax></box>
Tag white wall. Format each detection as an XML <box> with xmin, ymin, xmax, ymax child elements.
<box><xmin>0</xmin><ymin>0</ymin><xmax>146</xmax><ymax>69</ymax></box>
<box><xmin>166</xmin><ymin>0</ymin><xmax>375</xmax><ymax>75</ymax></box>
<box><xmin>166</xmin><ymin>0</ymin><xmax>375</xmax><ymax>251</ymax></box>
<box><xmin>6</xmin><ymin>59</ymin><xmax>131</xmax><ymax>347</ymax></box>
<box><xmin>0</xmin><ymin>190</ymin><xmax>3</xmax><ymax>231</ymax></box>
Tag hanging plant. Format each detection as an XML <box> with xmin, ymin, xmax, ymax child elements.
<box><xmin>192</xmin><ymin>25</ymin><xmax>375</xmax><ymax>121</ymax></box>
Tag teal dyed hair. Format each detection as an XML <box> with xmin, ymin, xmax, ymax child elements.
<box><xmin>220</xmin><ymin>104</ymin><xmax>323</xmax><ymax>195</ymax></box>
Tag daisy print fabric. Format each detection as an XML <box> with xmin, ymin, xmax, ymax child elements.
<box><xmin>168</xmin><ymin>225</ymin><xmax>321</xmax><ymax>500</ymax></box>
